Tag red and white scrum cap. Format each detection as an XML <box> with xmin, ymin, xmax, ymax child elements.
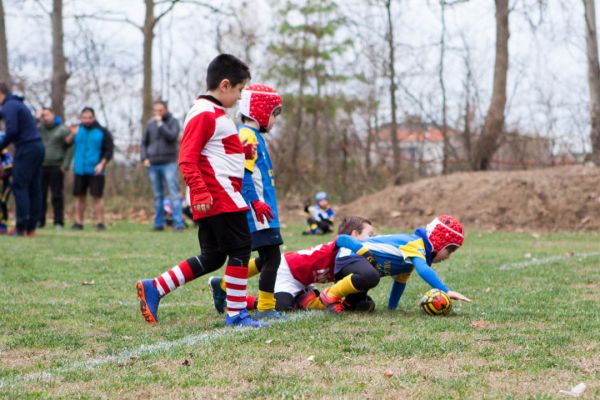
<box><xmin>426</xmin><ymin>215</ymin><xmax>464</xmax><ymax>254</ymax></box>
<box><xmin>239</xmin><ymin>84</ymin><xmax>282</xmax><ymax>130</ymax></box>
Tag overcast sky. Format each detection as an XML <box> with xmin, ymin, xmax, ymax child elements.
<box><xmin>3</xmin><ymin>0</ymin><xmax>594</xmax><ymax>153</ymax></box>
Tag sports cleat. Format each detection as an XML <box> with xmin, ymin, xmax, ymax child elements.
<box><xmin>296</xmin><ymin>288</ymin><xmax>319</xmax><ymax>310</ymax></box>
<box><xmin>343</xmin><ymin>295</ymin><xmax>376</xmax><ymax>312</ymax></box>
<box><xmin>319</xmin><ymin>287</ymin><xmax>345</xmax><ymax>314</ymax></box>
<box><xmin>255</xmin><ymin>309</ymin><xmax>287</xmax><ymax>320</ymax></box>
<box><xmin>225</xmin><ymin>309</ymin><xmax>269</xmax><ymax>328</ymax></box>
<box><xmin>136</xmin><ymin>279</ymin><xmax>161</xmax><ymax>324</ymax></box>
<box><xmin>208</xmin><ymin>276</ymin><xmax>226</xmax><ymax>314</ymax></box>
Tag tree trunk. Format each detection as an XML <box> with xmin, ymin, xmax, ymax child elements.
<box><xmin>583</xmin><ymin>0</ymin><xmax>600</xmax><ymax>164</ymax></box>
<box><xmin>385</xmin><ymin>0</ymin><xmax>401</xmax><ymax>183</ymax></box>
<box><xmin>142</xmin><ymin>0</ymin><xmax>155</xmax><ymax>127</ymax></box>
<box><xmin>0</xmin><ymin>0</ymin><xmax>9</xmax><ymax>83</ymax></box>
<box><xmin>51</xmin><ymin>0</ymin><xmax>68</xmax><ymax>119</ymax></box>
<box><xmin>472</xmin><ymin>0</ymin><xmax>510</xmax><ymax>171</ymax></box>
<box><xmin>439</xmin><ymin>1</ymin><xmax>449</xmax><ymax>174</ymax></box>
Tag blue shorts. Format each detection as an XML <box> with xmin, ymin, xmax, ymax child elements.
<box><xmin>251</xmin><ymin>228</ymin><xmax>283</xmax><ymax>250</ymax></box>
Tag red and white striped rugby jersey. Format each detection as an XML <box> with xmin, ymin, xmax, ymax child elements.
<box><xmin>179</xmin><ymin>96</ymin><xmax>250</xmax><ymax>219</ymax></box>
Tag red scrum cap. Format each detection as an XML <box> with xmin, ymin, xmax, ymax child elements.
<box><xmin>426</xmin><ymin>215</ymin><xmax>464</xmax><ymax>254</ymax></box>
<box><xmin>239</xmin><ymin>84</ymin><xmax>282</xmax><ymax>130</ymax></box>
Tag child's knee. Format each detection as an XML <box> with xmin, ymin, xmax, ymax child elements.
<box><xmin>227</xmin><ymin>246</ymin><xmax>251</xmax><ymax>266</ymax></box>
<box><xmin>275</xmin><ymin>292</ymin><xmax>295</xmax><ymax>311</ymax></box>
<box><xmin>351</xmin><ymin>267</ymin><xmax>379</xmax><ymax>290</ymax></box>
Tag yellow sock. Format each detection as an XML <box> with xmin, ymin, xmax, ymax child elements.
<box><xmin>220</xmin><ymin>259</ymin><xmax>259</xmax><ymax>291</ymax></box>
<box><xmin>257</xmin><ymin>290</ymin><xmax>276</xmax><ymax>312</ymax></box>
<box><xmin>307</xmin><ymin>297</ymin><xmax>325</xmax><ymax>310</ymax></box>
<box><xmin>329</xmin><ymin>274</ymin><xmax>360</xmax><ymax>299</ymax></box>
<box><xmin>248</xmin><ymin>259</ymin><xmax>259</xmax><ymax>278</ymax></box>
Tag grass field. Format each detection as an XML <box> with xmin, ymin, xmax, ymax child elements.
<box><xmin>1</xmin><ymin>223</ymin><xmax>599</xmax><ymax>399</ymax></box>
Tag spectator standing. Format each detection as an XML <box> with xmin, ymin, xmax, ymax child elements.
<box><xmin>141</xmin><ymin>100</ymin><xmax>184</xmax><ymax>231</ymax></box>
<box><xmin>71</xmin><ymin>107</ymin><xmax>113</xmax><ymax>231</ymax></box>
<box><xmin>38</xmin><ymin>107</ymin><xmax>73</xmax><ymax>229</ymax></box>
<box><xmin>0</xmin><ymin>82</ymin><xmax>45</xmax><ymax>237</ymax></box>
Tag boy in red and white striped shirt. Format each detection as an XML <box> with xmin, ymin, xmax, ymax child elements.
<box><xmin>136</xmin><ymin>54</ymin><xmax>266</xmax><ymax>328</ymax></box>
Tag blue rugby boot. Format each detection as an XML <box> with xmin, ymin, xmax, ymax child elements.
<box><xmin>255</xmin><ymin>309</ymin><xmax>287</xmax><ymax>321</ymax></box>
<box><xmin>225</xmin><ymin>309</ymin><xmax>269</xmax><ymax>328</ymax></box>
<box><xmin>136</xmin><ymin>279</ymin><xmax>161</xmax><ymax>324</ymax></box>
<box><xmin>208</xmin><ymin>276</ymin><xmax>226</xmax><ymax>314</ymax></box>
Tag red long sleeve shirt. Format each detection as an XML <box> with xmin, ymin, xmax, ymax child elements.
<box><xmin>179</xmin><ymin>96</ymin><xmax>249</xmax><ymax>219</ymax></box>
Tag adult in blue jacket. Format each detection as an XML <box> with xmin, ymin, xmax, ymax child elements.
<box><xmin>71</xmin><ymin>107</ymin><xmax>113</xmax><ymax>231</ymax></box>
<box><xmin>0</xmin><ymin>82</ymin><xmax>45</xmax><ymax>236</ymax></box>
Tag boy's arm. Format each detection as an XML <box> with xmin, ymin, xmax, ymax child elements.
<box><xmin>335</xmin><ymin>234</ymin><xmax>364</xmax><ymax>253</ymax></box>
<box><xmin>412</xmin><ymin>257</ymin><xmax>449</xmax><ymax>292</ymax></box>
<box><xmin>335</xmin><ymin>234</ymin><xmax>377</xmax><ymax>266</ymax></box>
<box><xmin>239</xmin><ymin>127</ymin><xmax>273</xmax><ymax>223</ymax></box>
<box><xmin>178</xmin><ymin>112</ymin><xmax>215</xmax><ymax>209</ymax></box>
<box><xmin>388</xmin><ymin>279</ymin><xmax>406</xmax><ymax>310</ymax></box>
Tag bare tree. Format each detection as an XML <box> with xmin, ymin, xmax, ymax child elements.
<box><xmin>0</xmin><ymin>0</ymin><xmax>9</xmax><ymax>83</ymax></box>
<box><xmin>583</xmin><ymin>0</ymin><xmax>600</xmax><ymax>164</ymax></box>
<box><xmin>384</xmin><ymin>0</ymin><xmax>401</xmax><ymax>183</ymax></box>
<box><xmin>141</xmin><ymin>0</ymin><xmax>180</xmax><ymax>127</ymax></box>
<box><xmin>472</xmin><ymin>0</ymin><xmax>510</xmax><ymax>170</ymax></box>
<box><xmin>51</xmin><ymin>0</ymin><xmax>68</xmax><ymax>118</ymax></box>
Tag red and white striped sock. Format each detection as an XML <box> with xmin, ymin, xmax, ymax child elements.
<box><xmin>154</xmin><ymin>259</ymin><xmax>196</xmax><ymax>297</ymax></box>
<box><xmin>224</xmin><ymin>265</ymin><xmax>248</xmax><ymax>317</ymax></box>
<box><xmin>245</xmin><ymin>294</ymin><xmax>257</xmax><ymax>310</ymax></box>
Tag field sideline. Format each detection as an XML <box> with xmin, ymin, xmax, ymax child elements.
<box><xmin>1</xmin><ymin>223</ymin><xmax>599</xmax><ymax>399</ymax></box>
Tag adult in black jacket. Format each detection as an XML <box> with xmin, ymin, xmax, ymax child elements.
<box><xmin>141</xmin><ymin>100</ymin><xmax>184</xmax><ymax>231</ymax></box>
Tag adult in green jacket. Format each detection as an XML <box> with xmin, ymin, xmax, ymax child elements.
<box><xmin>38</xmin><ymin>107</ymin><xmax>74</xmax><ymax>229</ymax></box>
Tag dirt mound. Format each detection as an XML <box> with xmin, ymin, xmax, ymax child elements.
<box><xmin>338</xmin><ymin>165</ymin><xmax>600</xmax><ymax>231</ymax></box>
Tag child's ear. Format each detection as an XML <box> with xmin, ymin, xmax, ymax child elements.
<box><xmin>219</xmin><ymin>79</ymin><xmax>232</xmax><ymax>91</ymax></box>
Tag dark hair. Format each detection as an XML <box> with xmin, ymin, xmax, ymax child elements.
<box><xmin>80</xmin><ymin>106</ymin><xmax>95</xmax><ymax>116</ymax></box>
<box><xmin>153</xmin><ymin>99</ymin><xmax>168</xmax><ymax>109</ymax></box>
<box><xmin>42</xmin><ymin>106</ymin><xmax>54</xmax><ymax>113</ymax></box>
<box><xmin>206</xmin><ymin>54</ymin><xmax>251</xmax><ymax>91</ymax></box>
<box><xmin>337</xmin><ymin>216</ymin><xmax>372</xmax><ymax>235</ymax></box>
<box><xmin>0</xmin><ymin>81</ymin><xmax>10</xmax><ymax>95</ymax></box>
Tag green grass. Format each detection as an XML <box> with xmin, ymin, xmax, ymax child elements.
<box><xmin>0</xmin><ymin>223</ymin><xmax>599</xmax><ymax>399</ymax></box>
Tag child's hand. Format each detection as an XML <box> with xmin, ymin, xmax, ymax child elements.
<box><xmin>447</xmin><ymin>290</ymin><xmax>472</xmax><ymax>303</ymax></box>
<box><xmin>193</xmin><ymin>192</ymin><xmax>213</xmax><ymax>214</ymax></box>
<box><xmin>251</xmin><ymin>200</ymin><xmax>274</xmax><ymax>223</ymax></box>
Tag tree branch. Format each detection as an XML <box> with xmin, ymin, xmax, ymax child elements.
<box><xmin>153</xmin><ymin>0</ymin><xmax>181</xmax><ymax>27</ymax></box>
<box><xmin>72</xmin><ymin>12</ymin><xmax>142</xmax><ymax>31</ymax></box>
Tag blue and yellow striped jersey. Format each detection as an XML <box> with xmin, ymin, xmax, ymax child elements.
<box><xmin>239</xmin><ymin>125</ymin><xmax>279</xmax><ymax>232</ymax></box>
<box><xmin>336</xmin><ymin>228</ymin><xmax>450</xmax><ymax>309</ymax></box>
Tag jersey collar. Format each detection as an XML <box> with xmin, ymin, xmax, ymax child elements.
<box><xmin>414</xmin><ymin>227</ymin><xmax>434</xmax><ymax>265</ymax></box>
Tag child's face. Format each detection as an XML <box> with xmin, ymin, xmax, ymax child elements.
<box><xmin>318</xmin><ymin>199</ymin><xmax>329</xmax><ymax>208</ymax></box>
<box><xmin>218</xmin><ymin>79</ymin><xmax>248</xmax><ymax>108</ymax></box>
<box><xmin>432</xmin><ymin>246</ymin><xmax>458</xmax><ymax>263</ymax></box>
<box><xmin>265</xmin><ymin>106</ymin><xmax>282</xmax><ymax>132</ymax></box>
<box><xmin>353</xmin><ymin>223</ymin><xmax>375</xmax><ymax>239</ymax></box>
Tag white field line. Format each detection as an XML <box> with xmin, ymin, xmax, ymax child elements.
<box><xmin>0</xmin><ymin>312</ymin><xmax>320</xmax><ymax>390</ymax></box>
<box><xmin>499</xmin><ymin>251</ymin><xmax>600</xmax><ymax>271</ymax></box>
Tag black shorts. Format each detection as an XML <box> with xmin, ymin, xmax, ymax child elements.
<box><xmin>197</xmin><ymin>211</ymin><xmax>251</xmax><ymax>253</ymax></box>
<box><xmin>73</xmin><ymin>174</ymin><xmax>105</xmax><ymax>198</ymax></box>
<box><xmin>251</xmin><ymin>228</ymin><xmax>283</xmax><ymax>251</ymax></box>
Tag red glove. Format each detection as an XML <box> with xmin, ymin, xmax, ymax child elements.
<box><xmin>251</xmin><ymin>200</ymin><xmax>274</xmax><ymax>223</ymax></box>
<box><xmin>243</xmin><ymin>142</ymin><xmax>257</xmax><ymax>160</ymax></box>
<box><xmin>191</xmin><ymin>190</ymin><xmax>213</xmax><ymax>214</ymax></box>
